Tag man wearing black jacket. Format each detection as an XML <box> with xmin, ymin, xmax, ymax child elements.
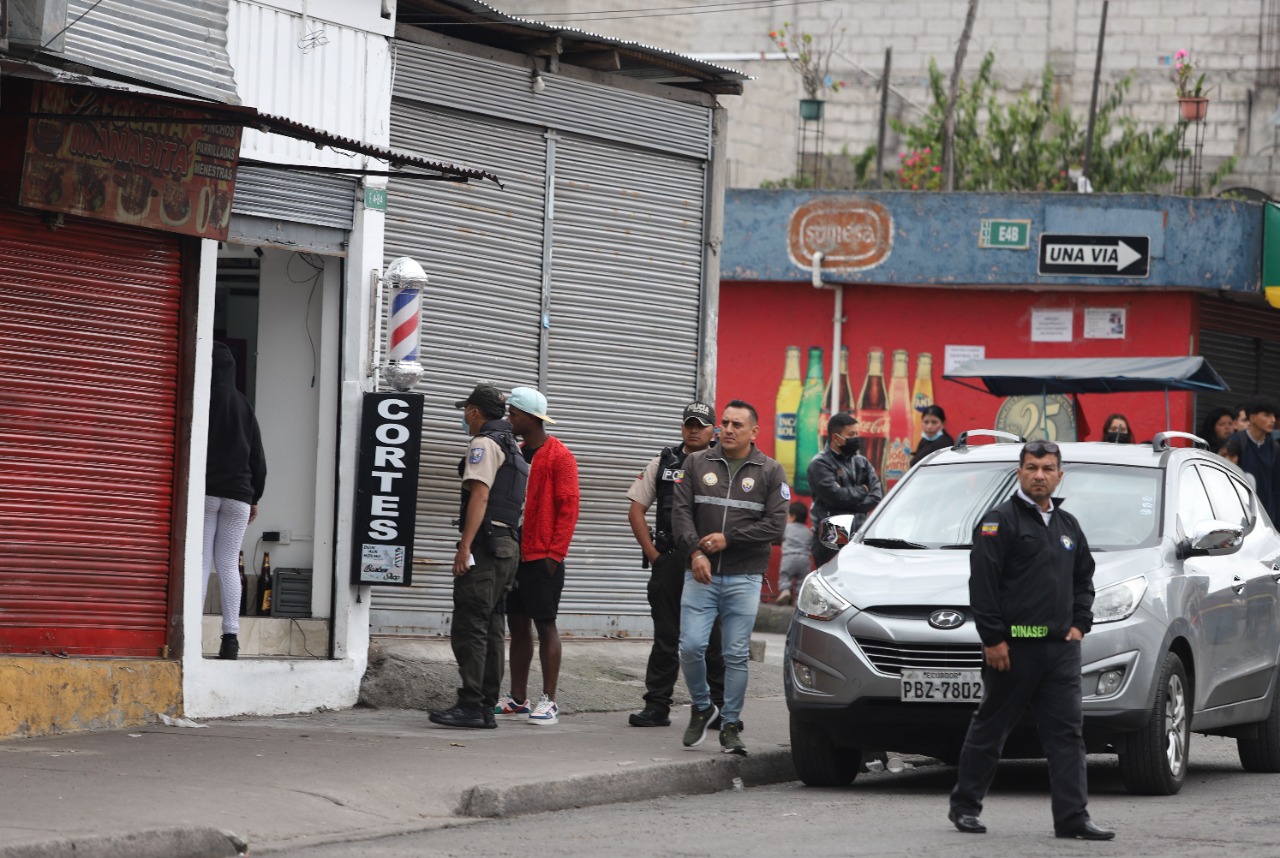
<box><xmin>948</xmin><ymin>440</ymin><xmax>1113</xmax><ymax>841</ymax></box>
<box><xmin>807</xmin><ymin>412</ymin><xmax>882</xmax><ymax>567</ymax></box>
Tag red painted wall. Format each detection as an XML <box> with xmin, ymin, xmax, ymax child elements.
<box><xmin>718</xmin><ymin>282</ymin><xmax>1196</xmax><ymax>461</ymax></box>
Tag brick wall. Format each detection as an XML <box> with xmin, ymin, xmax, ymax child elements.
<box><xmin>524</xmin><ymin>0</ymin><xmax>1276</xmax><ymax>194</ymax></box>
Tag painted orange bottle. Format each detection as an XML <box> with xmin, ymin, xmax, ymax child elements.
<box><xmin>882</xmin><ymin>349</ymin><xmax>914</xmax><ymax>487</ymax></box>
<box><xmin>911</xmin><ymin>352</ymin><xmax>935</xmax><ymax>447</ymax></box>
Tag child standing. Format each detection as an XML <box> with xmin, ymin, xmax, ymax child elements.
<box><xmin>776</xmin><ymin>502</ymin><xmax>811</xmax><ymax>606</ymax></box>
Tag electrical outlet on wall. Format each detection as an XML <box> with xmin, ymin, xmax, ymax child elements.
<box><xmin>278</xmin><ymin>530</ymin><xmax>292</xmax><ymax>545</ymax></box>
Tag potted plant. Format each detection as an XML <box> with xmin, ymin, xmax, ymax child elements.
<box><xmin>770</xmin><ymin>21</ymin><xmax>846</xmax><ymax>122</ymax></box>
<box><xmin>1173</xmin><ymin>48</ymin><xmax>1209</xmax><ymax>122</ymax></box>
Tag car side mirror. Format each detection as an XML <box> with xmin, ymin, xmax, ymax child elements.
<box><xmin>1183</xmin><ymin>520</ymin><xmax>1245</xmax><ymax>558</ymax></box>
<box><xmin>819</xmin><ymin>514</ymin><xmax>857</xmax><ymax>551</ymax></box>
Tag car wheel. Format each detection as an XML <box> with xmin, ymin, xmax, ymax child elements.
<box><xmin>790</xmin><ymin>712</ymin><xmax>860</xmax><ymax>787</ymax></box>
<box><xmin>1118</xmin><ymin>651</ymin><xmax>1190</xmax><ymax>795</ymax></box>
<box><xmin>1237</xmin><ymin>670</ymin><xmax>1280</xmax><ymax>772</ymax></box>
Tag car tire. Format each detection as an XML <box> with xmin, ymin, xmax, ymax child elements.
<box><xmin>790</xmin><ymin>712</ymin><xmax>860</xmax><ymax>787</ymax></box>
<box><xmin>1236</xmin><ymin>671</ymin><xmax>1280</xmax><ymax>772</ymax></box>
<box><xmin>1118</xmin><ymin>651</ymin><xmax>1190</xmax><ymax>796</ymax></box>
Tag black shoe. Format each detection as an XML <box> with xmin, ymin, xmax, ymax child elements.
<box><xmin>218</xmin><ymin>634</ymin><xmax>239</xmax><ymax>660</ymax></box>
<box><xmin>629</xmin><ymin>707</ymin><xmax>672</xmax><ymax>727</ymax></box>
<box><xmin>483</xmin><ymin>709</ymin><xmax>497</xmax><ymax>729</ymax></box>
<box><xmin>428</xmin><ymin>704</ymin><xmax>489</xmax><ymax>729</ymax></box>
<box><xmin>1055</xmin><ymin>820</ymin><xmax>1115</xmax><ymax>841</ymax></box>
<box><xmin>948</xmin><ymin>810</ymin><xmax>987</xmax><ymax>834</ymax></box>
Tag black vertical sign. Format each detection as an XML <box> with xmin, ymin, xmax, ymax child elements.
<box><xmin>351</xmin><ymin>392</ymin><xmax>423</xmax><ymax>586</ymax></box>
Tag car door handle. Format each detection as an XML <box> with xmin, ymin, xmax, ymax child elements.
<box><xmin>1233</xmin><ymin>576</ymin><xmax>1246</xmax><ymax>595</ymax></box>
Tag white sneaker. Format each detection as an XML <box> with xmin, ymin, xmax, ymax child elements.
<box><xmin>528</xmin><ymin>694</ymin><xmax>559</xmax><ymax>725</ymax></box>
<box><xmin>494</xmin><ymin>694</ymin><xmax>531</xmax><ymax>718</ymax></box>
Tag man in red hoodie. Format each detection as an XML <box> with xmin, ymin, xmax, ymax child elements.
<box><xmin>496</xmin><ymin>386</ymin><xmax>580</xmax><ymax>725</ymax></box>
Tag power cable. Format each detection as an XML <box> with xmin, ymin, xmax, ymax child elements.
<box><xmin>40</xmin><ymin>0</ymin><xmax>107</xmax><ymax>49</ymax></box>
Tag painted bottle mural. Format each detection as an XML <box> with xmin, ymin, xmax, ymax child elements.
<box><xmin>794</xmin><ymin>346</ymin><xmax>825</xmax><ymax>495</ymax></box>
<box><xmin>883</xmin><ymin>349</ymin><xmax>914</xmax><ymax>486</ymax></box>
<box><xmin>856</xmin><ymin>348</ymin><xmax>888</xmax><ymax>477</ymax></box>
<box><xmin>911</xmin><ymin>352</ymin><xmax>935</xmax><ymax>447</ymax></box>
<box><xmin>818</xmin><ymin>345</ymin><xmax>854</xmax><ymax>445</ymax></box>
<box><xmin>774</xmin><ymin>346</ymin><xmax>803</xmax><ymax>484</ymax></box>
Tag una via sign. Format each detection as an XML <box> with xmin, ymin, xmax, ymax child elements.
<box><xmin>1038</xmin><ymin>234</ymin><xmax>1150</xmax><ymax>278</ymax></box>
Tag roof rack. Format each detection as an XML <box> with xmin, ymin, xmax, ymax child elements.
<box><xmin>952</xmin><ymin>429</ymin><xmax>1027</xmax><ymax>450</ymax></box>
<box><xmin>1151</xmin><ymin>431</ymin><xmax>1209</xmax><ymax>452</ymax></box>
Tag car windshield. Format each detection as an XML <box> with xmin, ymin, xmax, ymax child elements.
<box><xmin>860</xmin><ymin>460</ymin><xmax>1163</xmax><ymax>551</ymax></box>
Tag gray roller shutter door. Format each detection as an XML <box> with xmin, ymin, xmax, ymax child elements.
<box><xmin>232</xmin><ymin>166</ymin><xmax>357</xmax><ymax>231</ymax></box>
<box><xmin>546</xmin><ymin>133</ymin><xmax>704</xmax><ymax>615</ymax></box>
<box><xmin>372</xmin><ymin>103</ymin><xmax>545</xmax><ymax>624</ymax></box>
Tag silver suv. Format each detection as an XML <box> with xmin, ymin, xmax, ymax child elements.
<box><xmin>785</xmin><ymin>431</ymin><xmax>1280</xmax><ymax>795</ymax></box>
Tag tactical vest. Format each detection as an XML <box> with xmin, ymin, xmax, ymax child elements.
<box><xmin>458</xmin><ymin>419</ymin><xmax>529</xmax><ymax>536</ymax></box>
<box><xmin>653</xmin><ymin>443</ymin><xmax>688</xmax><ymax>553</ymax></box>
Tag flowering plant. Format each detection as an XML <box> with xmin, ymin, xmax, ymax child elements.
<box><xmin>769</xmin><ymin>21</ymin><xmax>846</xmax><ymax>100</ymax></box>
<box><xmin>1173</xmin><ymin>49</ymin><xmax>1206</xmax><ymax>99</ymax></box>
<box><xmin>897</xmin><ymin>148</ymin><xmax>942</xmax><ymax>191</ymax></box>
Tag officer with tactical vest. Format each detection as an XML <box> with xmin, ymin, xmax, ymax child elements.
<box><xmin>429</xmin><ymin>384</ymin><xmax>529</xmax><ymax>730</ymax></box>
<box><xmin>625</xmin><ymin>402</ymin><xmax>725</xmax><ymax>728</ymax></box>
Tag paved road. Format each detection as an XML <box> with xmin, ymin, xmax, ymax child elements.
<box><xmin>268</xmin><ymin>734</ymin><xmax>1280</xmax><ymax>858</ymax></box>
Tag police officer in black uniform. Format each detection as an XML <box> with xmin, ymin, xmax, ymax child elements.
<box><xmin>807</xmin><ymin>412</ymin><xmax>882</xmax><ymax>568</ymax></box>
<box><xmin>948</xmin><ymin>440</ymin><xmax>1114</xmax><ymax>841</ymax></box>
<box><xmin>625</xmin><ymin>402</ymin><xmax>725</xmax><ymax>727</ymax></box>
<box><xmin>430</xmin><ymin>384</ymin><xmax>529</xmax><ymax>729</ymax></box>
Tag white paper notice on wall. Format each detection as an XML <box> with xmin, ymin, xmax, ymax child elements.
<box><xmin>944</xmin><ymin>345</ymin><xmax>986</xmax><ymax>374</ymax></box>
<box><xmin>1084</xmin><ymin>307</ymin><xmax>1126</xmax><ymax>339</ymax></box>
<box><xmin>1031</xmin><ymin>308</ymin><xmax>1073</xmax><ymax>342</ymax></box>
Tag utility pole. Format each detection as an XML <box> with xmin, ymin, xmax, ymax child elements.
<box><xmin>875</xmin><ymin>47</ymin><xmax>892</xmax><ymax>188</ymax></box>
<box><xmin>941</xmin><ymin>0</ymin><xmax>980</xmax><ymax>191</ymax></box>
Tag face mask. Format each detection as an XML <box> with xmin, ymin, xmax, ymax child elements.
<box><xmin>462</xmin><ymin>416</ymin><xmax>472</xmax><ymax>434</ymax></box>
<box><xmin>1103</xmin><ymin>431</ymin><xmax>1131</xmax><ymax>443</ymax></box>
<box><xmin>922</xmin><ymin>430</ymin><xmax>943</xmax><ymax>442</ymax></box>
<box><xmin>835</xmin><ymin>436</ymin><xmax>860</xmax><ymax>454</ymax></box>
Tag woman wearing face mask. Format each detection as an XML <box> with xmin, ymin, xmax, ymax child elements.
<box><xmin>1199</xmin><ymin>407</ymin><xmax>1236</xmax><ymax>447</ymax></box>
<box><xmin>1101</xmin><ymin>413</ymin><xmax>1133</xmax><ymax>443</ymax></box>
<box><xmin>910</xmin><ymin>404</ymin><xmax>954</xmax><ymax>467</ymax></box>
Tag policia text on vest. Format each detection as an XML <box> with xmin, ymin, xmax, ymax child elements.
<box><xmin>351</xmin><ymin>394</ymin><xmax>424</xmax><ymax>585</ymax></box>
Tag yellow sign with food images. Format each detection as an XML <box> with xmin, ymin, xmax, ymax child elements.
<box><xmin>20</xmin><ymin>82</ymin><xmax>241</xmax><ymax>240</ymax></box>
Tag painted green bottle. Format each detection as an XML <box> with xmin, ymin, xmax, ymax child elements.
<box><xmin>794</xmin><ymin>346</ymin><xmax>825</xmax><ymax>495</ymax></box>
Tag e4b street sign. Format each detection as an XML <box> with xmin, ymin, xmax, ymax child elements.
<box><xmin>1038</xmin><ymin>234</ymin><xmax>1150</xmax><ymax>278</ymax></box>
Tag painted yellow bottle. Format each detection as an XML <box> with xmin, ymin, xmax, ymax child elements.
<box><xmin>911</xmin><ymin>352</ymin><xmax>935</xmax><ymax>447</ymax></box>
<box><xmin>773</xmin><ymin>346</ymin><xmax>803</xmax><ymax>485</ymax></box>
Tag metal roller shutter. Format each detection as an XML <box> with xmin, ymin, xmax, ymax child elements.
<box><xmin>1196</xmin><ymin>297</ymin><xmax>1280</xmax><ymax>426</ymax></box>
<box><xmin>546</xmin><ymin>133</ymin><xmax>704</xmax><ymax>615</ymax></box>
<box><xmin>372</xmin><ymin>103</ymin><xmax>546</xmax><ymax>625</ymax></box>
<box><xmin>0</xmin><ymin>206</ymin><xmax>182</xmax><ymax>657</ymax></box>
<box><xmin>231</xmin><ymin>165</ymin><xmax>357</xmax><ymax>231</ymax></box>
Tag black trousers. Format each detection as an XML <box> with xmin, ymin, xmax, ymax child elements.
<box><xmin>950</xmin><ymin>640</ymin><xmax>1090</xmax><ymax>832</ymax></box>
<box><xmin>643</xmin><ymin>550</ymin><xmax>724</xmax><ymax>716</ymax></box>
<box><xmin>450</xmin><ymin>533</ymin><xmax>519</xmax><ymax>710</ymax></box>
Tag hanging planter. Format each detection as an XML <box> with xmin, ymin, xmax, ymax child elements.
<box><xmin>1178</xmin><ymin>96</ymin><xmax>1209</xmax><ymax>122</ymax></box>
<box><xmin>799</xmin><ymin>98</ymin><xmax>825</xmax><ymax>122</ymax></box>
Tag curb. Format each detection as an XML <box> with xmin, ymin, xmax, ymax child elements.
<box><xmin>458</xmin><ymin>747</ymin><xmax>797</xmax><ymax>818</ymax></box>
<box><xmin>0</xmin><ymin>827</ymin><xmax>245</xmax><ymax>858</ymax></box>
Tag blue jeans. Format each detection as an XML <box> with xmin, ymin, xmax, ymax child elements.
<box><xmin>678</xmin><ymin>571</ymin><xmax>762</xmax><ymax>725</ymax></box>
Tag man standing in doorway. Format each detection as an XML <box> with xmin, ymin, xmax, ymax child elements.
<box><xmin>625</xmin><ymin>402</ymin><xmax>726</xmax><ymax>728</ymax></box>
<box><xmin>496</xmin><ymin>387</ymin><xmax>580</xmax><ymax>726</ymax></box>
<box><xmin>673</xmin><ymin>400</ymin><xmax>788</xmax><ymax>755</ymax></box>
<box><xmin>1229</xmin><ymin>398</ymin><xmax>1280</xmax><ymax>523</ymax></box>
<box><xmin>807</xmin><ymin>412</ymin><xmax>882</xmax><ymax>568</ymax></box>
<box><xmin>430</xmin><ymin>384</ymin><xmax>528</xmax><ymax>730</ymax></box>
<box><xmin>949</xmin><ymin>440</ymin><xmax>1113</xmax><ymax>841</ymax></box>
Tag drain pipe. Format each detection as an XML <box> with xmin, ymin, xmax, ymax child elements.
<box><xmin>812</xmin><ymin>251</ymin><xmax>845</xmax><ymax>416</ymax></box>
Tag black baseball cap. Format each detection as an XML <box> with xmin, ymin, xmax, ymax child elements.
<box><xmin>683</xmin><ymin>401</ymin><xmax>714</xmax><ymax>426</ymax></box>
<box><xmin>454</xmin><ymin>383</ymin><xmax>506</xmax><ymax>413</ymax></box>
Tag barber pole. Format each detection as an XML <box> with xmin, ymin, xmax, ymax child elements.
<box><xmin>380</xmin><ymin>256</ymin><xmax>428</xmax><ymax>391</ymax></box>
<box><xmin>389</xmin><ymin>286</ymin><xmax>421</xmax><ymax>362</ymax></box>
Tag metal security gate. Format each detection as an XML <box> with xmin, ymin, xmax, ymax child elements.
<box><xmin>371</xmin><ymin>41</ymin><xmax>713</xmax><ymax>636</ymax></box>
<box><xmin>0</xmin><ymin>206</ymin><xmax>183</xmax><ymax>656</ymax></box>
<box><xmin>1197</xmin><ymin>297</ymin><xmax>1280</xmax><ymax>427</ymax></box>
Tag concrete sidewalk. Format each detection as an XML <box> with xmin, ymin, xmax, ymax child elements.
<box><xmin>0</xmin><ymin>634</ymin><xmax>798</xmax><ymax>858</ymax></box>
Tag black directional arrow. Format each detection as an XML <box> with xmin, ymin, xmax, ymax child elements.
<box><xmin>1038</xmin><ymin>234</ymin><xmax>1150</xmax><ymax>278</ymax></box>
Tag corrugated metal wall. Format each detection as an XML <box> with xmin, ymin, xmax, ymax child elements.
<box><xmin>0</xmin><ymin>207</ymin><xmax>182</xmax><ymax>657</ymax></box>
<box><xmin>370</xmin><ymin>43</ymin><xmax>711</xmax><ymax>635</ymax></box>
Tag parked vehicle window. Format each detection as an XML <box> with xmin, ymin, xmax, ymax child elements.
<box><xmin>1197</xmin><ymin>465</ymin><xmax>1249</xmax><ymax>528</ymax></box>
<box><xmin>1177</xmin><ymin>466</ymin><xmax>1216</xmax><ymax>537</ymax></box>
<box><xmin>1057</xmin><ymin>465</ymin><xmax>1162</xmax><ymax>550</ymax></box>
<box><xmin>1228</xmin><ymin>474</ymin><xmax>1256</xmax><ymax>526</ymax></box>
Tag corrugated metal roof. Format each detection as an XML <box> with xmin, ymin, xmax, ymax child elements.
<box><xmin>397</xmin><ymin>0</ymin><xmax>748</xmax><ymax>94</ymax></box>
<box><xmin>59</xmin><ymin>0</ymin><xmax>241</xmax><ymax>105</ymax></box>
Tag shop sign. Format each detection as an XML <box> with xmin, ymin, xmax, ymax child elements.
<box><xmin>979</xmin><ymin>218</ymin><xmax>1030</xmax><ymax>250</ymax></box>
<box><xmin>19</xmin><ymin>82</ymin><xmax>242</xmax><ymax>240</ymax></box>
<box><xmin>351</xmin><ymin>393</ymin><xmax>424</xmax><ymax>586</ymax></box>
<box><xmin>788</xmin><ymin>197</ymin><xmax>893</xmax><ymax>270</ymax></box>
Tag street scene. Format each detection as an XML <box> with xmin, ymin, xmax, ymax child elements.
<box><xmin>5</xmin><ymin>0</ymin><xmax>1280</xmax><ymax>856</ymax></box>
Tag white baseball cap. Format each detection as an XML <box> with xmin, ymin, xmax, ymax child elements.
<box><xmin>508</xmin><ymin>386</ymin><xmax>556</xmax><ymax>424</ymax></box>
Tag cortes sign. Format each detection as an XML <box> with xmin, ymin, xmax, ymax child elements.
<box><xmin>351</xmin><ymin>393</ymin><xmax>423</xmax><ymax>586</ymax></box>
<box><xmin>787</xmin><ymin>197</ymin><xmax>894</xmax><ymax>271</ymax></box>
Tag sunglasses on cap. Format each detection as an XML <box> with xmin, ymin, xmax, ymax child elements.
<box><xmin>1023</xmin><ymin>440</ymin><xmax>1061</xmax><ymax>456</ymax></box>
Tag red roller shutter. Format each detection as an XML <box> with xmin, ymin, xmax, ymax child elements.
<box><xmin>0</xmin><ymin>206</ymin><xmax>183</xmax><ymax>657</ymax></box>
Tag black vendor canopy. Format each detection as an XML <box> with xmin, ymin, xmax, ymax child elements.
<box><xmin>944</xmin><ymin>356</ymin><xmax>1229</xmax><ymax>396</ymax></box>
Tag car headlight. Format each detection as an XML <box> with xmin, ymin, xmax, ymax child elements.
<box><xmin>1092</xmin><ymin>576</ymin><xmax>1148</xmax><ymax>624</ymax></box>
<box><xmin>796</xmin><ymin>572</ymin><xmax>853</xmax><ymax>621</ymax></box>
